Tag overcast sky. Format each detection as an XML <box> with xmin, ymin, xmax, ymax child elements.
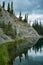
<box><xmin>0</xmin><ymin>0</ymin><xmax>43</xmax><ymax>14</ymax></box>
<box><xmin>0</xmin><ymin>0</ymin><xmax>43</xmax><ymax>24</ymax></box>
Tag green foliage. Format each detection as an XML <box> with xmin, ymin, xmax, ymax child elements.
<box><xmin>19</xmin><ymin>11</ymin><xmax>22</xmax><ymax>21</ymax></box>
<box><xmin>0</xmin><ymin>45</ymin><xmax>9</xmax><ymax>65</ymax></box>
<box><xmin>32</xmin><ymin>20</ymin><xmax>43</xmax><ymax>35</ymax></box>
<box><xmin>23</xmin><ymin>14</ymin><xmax>28</xmax><ymax>23</ymax></box>
<box><xmin>7</xmin><ymin>2</ymin><xmax>13</xmax><ymax>14</ymax></box>
<box><xmin>0</xmin><ymin>21</ymin><xmax>17</xmax><ymax>39</ymax></box>
<box><xmin>0</xmin><ymin>7</ymin><xmax>2</xmax><ymax>11</ymax></box>
<box><xmin>2</xmin><ymin>1</ymin><xmax>5</xmax><ymax>9</ymax></box>
<box><xmin>23</xmin><ymin>14</ymin><xmax>27</xmax><ymax>22</ymax></box>
<box><xmin>14</xmin><ymin>26</ymin><xmax>17</xmax><ymax>38</ymax></box>
<box><xmin>1</xmin><ymin>21</ymin><xmax>5</xmax><ymax>29</ymax></box>
<box><xmin>10</xmin><ymin>2</ymin><xmax>13</xmax><ymax>14</ymax></box>
<box><xmin>7</xmin><ymin>3</ymin><xmax>10</xmax><ymax>12</ymax></box>
<box><xmin>8</xmin><ymin>21</ymin><xmax>12</xmax><ymax>30</ymax></box>
<box><xmin>0</xmin><ymin>37</ymin><xmax>27</xmax><ymax>65</ymax></box>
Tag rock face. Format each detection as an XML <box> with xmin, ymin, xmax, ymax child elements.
<box><xmin>0</xmin><ymin>6</ymin><xmax>40</xmax><ymax>65</ymax></box>
<box><xmin>0</xmin><ymin>6</ymin><xmax>14</xmax><ymax>24</ymax></box>
<box><xmin>14</xmin><ymin>22</ymin><xmax>39</xmax><ymax>37</ymax></box>
<box><xmin>0</xmin><ymin>28</ymin><xmax>12</xmax><ymax>43</ymax></box>
<box><xmin>0</xmin><ymin>6</ymin><xmax>39</xmax><ymax>43</ymax></box>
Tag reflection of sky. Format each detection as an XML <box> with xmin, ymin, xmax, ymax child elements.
<box><xmin>13</xmin><ymin>38</ymin><xmax>43</xmax><ymax>65</ymax></box>
<box><xmin>13</xmin><ymin>48</ymin><xmax>43</xmax><ymax>65</ymax></box>
<box><xmin>28</xmin><ymin>48</ymin><xmax>43</xmax><ymax>56</ymax></box>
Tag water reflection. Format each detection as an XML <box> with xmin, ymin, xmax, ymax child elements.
<box><xmin>32</xmin><ymin>38</ymin><xmax>43</xmax><ymax>53</ymax></box>
<box><xmin>19</xmin><ymin>54</ymin><xmax>22</xmax><ymax>62</ymax></box>
<box><xmin>13</xmin><ymin>38</ymin><xmax>43</xmax><ymax>65</ymax></box>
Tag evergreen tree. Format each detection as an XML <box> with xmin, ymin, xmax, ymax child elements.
<box><xmin>2</xmin><ymin>21</ymin><xmax>5</xmax><ymax>29</ymax></box>
<box><xmin>11</xmin><ymin>2</ymin><xmax>13</xmax><ymax>14</ymax></box>
<box><xmin>24</xmin><ymin>14</ymin><xmax>27</xmax><ymax>22</ymax></box>
<box><xmin>2</xmin><ymin>1</ymin><xmax>5</xmax><ymax>9</ymax></box>
<box><xmin>7</xmin><ymin>3</ymin><xmax>10</xmax><ymax>12</ymax></box>
<box><xmin>32</xmin><ymin>20</ymin><xmax>43</xmax><ymax>35</ymax></box>
<box><xmin>19</xmin><ymin>11</ymin><xmax>22</xmax><ymax>21</ymax></box>
<box><xmin>26</xmin><ymin>13</ymin><xmax>28</xmax><ymax>22</ymax></box>
<box><xmin>40</xmin><ymin>21</ymin><xmax>41</xmax><ymax>28</ymax></box>
<box><xmin>14</xmin><ymin>26</ymin><xmax>17</xmax><ymax>38</ymax></box>
<box><xmin>8</xmin><ymin>21</ymin><xmax>12</xmax><ymax>30</ymax></box>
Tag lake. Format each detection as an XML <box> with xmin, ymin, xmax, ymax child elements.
<box><xmin>13</xmin><ymin>38</ymin><xmax>43</xmax><ymax>65</ymax></box>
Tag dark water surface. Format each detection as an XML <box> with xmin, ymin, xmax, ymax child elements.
<box><xmin>13</xmin><ymin>38</ymin><xmax>43</xmax><ymax>65</ymax></box>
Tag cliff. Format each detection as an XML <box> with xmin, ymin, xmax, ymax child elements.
<box><xmin>0</xmin><ymin>6</ymin><xmax>39</xmax><ymax>43</ymax></box>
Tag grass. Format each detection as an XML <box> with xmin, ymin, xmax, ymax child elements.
<box><xmin>0</xmin><ymin>45</ymin><xmax>9</xmax><ymax>65</ymax></box>
<box><xmin>0</xmin><ymin>37</ymin><xmax>27</xmax><ymax>65</ymax></box>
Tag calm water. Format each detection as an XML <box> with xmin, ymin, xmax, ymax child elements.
<box><xmin>13</xmin><ymin>38</ymin><xmax>43</xmax><ymax>65</ymax></box>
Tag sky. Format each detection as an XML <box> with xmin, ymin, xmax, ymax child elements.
<box><xmin>0</xmin><ymin>0</ymin><xmax>43</xmax><ymax>24</ymax></box>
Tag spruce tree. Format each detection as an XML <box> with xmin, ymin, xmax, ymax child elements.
<box><xmin>2</xmin><ymin>1</ymin><xmax>5</xmax><ymax>9</ymax></box>
<box><xmin>14</xmin><ymin>26</ymin><xmax>17</xmax><ymax>38</ymax></box>
<box><xmin>19</xmin><ymin>11</ymin><xmax>22</xmax><ymax>21</ymax></box>
<box><xmin>24</xmin><ymin>14</ymin><xmax>27</xmax><ymax>22</ymax></box>
<box><xmin>7</xmin><ymin>3</ymin><xmax>10</xmax><ymax>12</ymax></box>
<box><xmin>8</xmin><ymin>21</ymin><xmax>12</xmax><ymax>30</ymax></box>
<box><xmin>26</xmin><ymin>13</ymin><xmax>28</xmax><ymax>22</ymax></box>
<box><xmin>11</xmin><ymin>2</ymin><xmax>13</xmax><ymax>14</ymax></box>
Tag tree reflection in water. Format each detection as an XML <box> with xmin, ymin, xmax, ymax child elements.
<box><xmin>32</xmin><ymin>38</ymin><xmax>43</xmax><ymax>53</ymax></box>
<box><xmin>13</xmin><ymin>38</ymin><xmax>43</xmax><ymax>65</ymax></box>
<box><xmin>19</xmin><ymin>38</ymin><xmax>43</xmax><ymax>62</ymax></box>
